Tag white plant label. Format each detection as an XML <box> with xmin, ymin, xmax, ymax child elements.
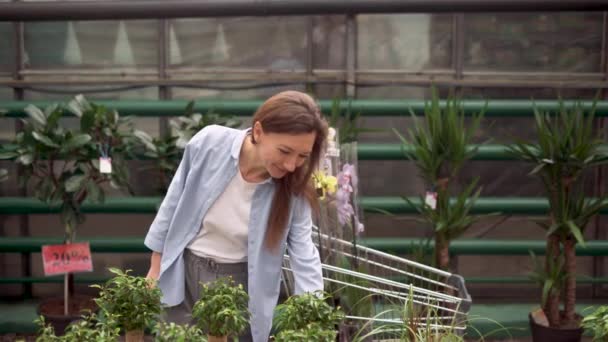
<box><xmin>99</xmin><ymin>157</ymin><xmax>112</xmax><ymax>174</ymax></box>
<box><xmin>425</xmin><ymin>191</ymin><xmax>437</xmax><ymax>210</ymax></box>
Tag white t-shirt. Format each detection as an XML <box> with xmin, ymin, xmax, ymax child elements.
<box><xmin>187</xmin><ymin>169</ymin><xmax>259</xmax><ymax>263</ymax></box>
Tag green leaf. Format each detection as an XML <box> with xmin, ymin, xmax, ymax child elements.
<box><xmin>65</xmin><ymin>174</ymin><xmax>86</xmax><ymax>193</ymax></box>
<box><xmin>18</xmin><ymin>153</ymin><xmax>33</xmax><ymax>165</ymax></box>
<box><xmin>566</xmin><ymin>220</ymin><xmax>586</xmax><ymax>247</ymax></box>
<box><xmin>0</xmin><ymin>169</ymin><xmax>7</xmax><ymax>182</ymax></box>
<box><xmin>63</xmin><ymin>134</ymin><xmax>92</xmax><ymax>151</ymax></box>
<box><xmin>32</xmin><ymin>131</ymin><xmax>60</xmax><ymax>148</ymax></box>
<box><xmin>67</xmin><ymin>94</ymin><xmax>90</xmax><ymax>118</ymax></box>
<box><xmin>24</xmin><ymin>104</ymin><xmax>46</xmax><ymax>127</ymax></box>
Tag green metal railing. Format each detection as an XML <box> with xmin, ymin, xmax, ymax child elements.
<box><xmin>1</xmin><ymin>197</ymin><xmax>606</xmax><ymax>215</ymax></box>
<box><xmin>3</xmin><ymin>99</ymin><xmax>608</xmax><ymax>118</ymax></box>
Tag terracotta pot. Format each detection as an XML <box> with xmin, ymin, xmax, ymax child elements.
<box><xmin>207</xmin><ymin>335</ymin><xmax>228</xmax><ymax>342</ymax></box>
<box><xmin>125</xmin><ymin>329</ymin><xmax>145</xmax><ymax>342</ymax></box>
<box><xmin>529</xmin><ymin>313</ymin><xmax>583</xmax><ymax>342</ymax></box>
<box><xmin>37</xmin><ymin>294</ymin><xmax>97</xmax><ymax>335</ymax></box>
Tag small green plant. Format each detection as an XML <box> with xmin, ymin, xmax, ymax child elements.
<box><xmin>581</xmin><ymin>306</ymin><xmax>608</xmax><ymax>341</ymax></box>
<box><xmin>274</xmin><ymin>322</ymin><xmax>337</xmax><ymax>342</ymax></box>
<box><xmin>273</xmin><ymin>291</ymin><xmax>344</xmax><ymax>333</ymax></box>
<box><xmin>192</xmin><ymin>276</ymin><xmax>250</xmax><ymax>339</ymax></box>
<box><xmin>35</xmin><ymin>312</ymin><xmax>121</xmax><ymax>342</ymax></box>
<box><xmin>91</xmin><ymin>268</ymin><xmax>162</xmax><ymax>340</ymax></box>
<box><xmin>153</xmin><ymin>321</ymin><xmax>206</xmax><ymax>342</ymax></box>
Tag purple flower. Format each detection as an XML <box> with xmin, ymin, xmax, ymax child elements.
<box><xmin>336</xmin><ymin>188</ymin><xmax>354</xmax><ymax>226</ymax></box>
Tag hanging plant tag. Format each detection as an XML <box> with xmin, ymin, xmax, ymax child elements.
<box><xmin>42</xmin><ymin>242</ymin><xmax>93</xmax><ymax>276</ymax></box>
<box><xmin>424</xmin><ymin>191</ymin><xmax>437</xmax><ymax>209</ymax></box>
<box><xmin>99</xmin><ymin>157</ymin><xmax>112</xmax><ymax>174</ymax></box>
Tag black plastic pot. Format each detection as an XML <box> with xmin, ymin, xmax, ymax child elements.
<box><xmin>529</xmin><ymin>313</ymin><xmax>583</xmax><ymax>342</ymax></box>
<box><xmin>37</xmin><ymin>295</ymin><xmax>97</xmax><ymax>335</ymax></box>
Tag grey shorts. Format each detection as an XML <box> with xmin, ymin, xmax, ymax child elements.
<box><xmin>164</xmin><ymin>249</ymin><xmax>252</xmax><ymax>342</ymax></box>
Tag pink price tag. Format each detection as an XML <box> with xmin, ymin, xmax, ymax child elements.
<box><xmin>42</xmin><ymin>242</ymin><xmax>93</xmax><ymax>276</ymax></box>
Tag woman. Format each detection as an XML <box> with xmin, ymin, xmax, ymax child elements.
<box><xmin>144</xmin><ymin>90</ymin><xmax>328</xmax><ymax>342</ymax></box>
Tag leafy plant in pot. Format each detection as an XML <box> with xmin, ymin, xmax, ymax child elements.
<box><xmin>0</xmin><ymin>95</ymin><xmax>135</xmax><ymax>333</ymax></box>
<box><xmin>153</xmin><ymin>321</ymin><xmax>206</xmax><ymax>342</ymax></box>
<box><xmin>509</xmin><ymin>100</ymin><xmax>608</xmax><ymax>340</ymax></box>
<box><xmin>273</xmin><ymin>291</ymin><xmax>344</xmax><ymax>341</ymax></box>
<box><xmin>134</xmin><ymin>101</ymin><xmax>241</xmax><ymax>194</ymax></box>
<box><xmin>394</xmin><ymin>88</ymin><xmax>496</xmax><ymax>272</ymax></box>
<box><xmin>191</xmin><ymin>276</ymin><xmax>250</xmax><ymax>342</ymax></box>
<box><xmin>92</xmin><ymin>268</ymin><xmax>162</xmax><ymax>342</ymax></box>
<box><xmin>36</xmin><ymin>311</ymin><xmax>121</xmax><ymax>341</ymax></box>
<box><xmin>581</xmin><ymin>305</ymin><xmax>608</xmax><ymax>341</ymax></box>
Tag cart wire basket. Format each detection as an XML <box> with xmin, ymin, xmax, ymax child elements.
<box><xmin>281</xmin><ymin>226</ymin><xmax>472</xmax><ymax>341</ymax></box>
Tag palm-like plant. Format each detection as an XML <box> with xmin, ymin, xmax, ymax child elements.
<box><xmin>509</xmin><ymin>101</ymin><xmax>608</xmax><ymax>328</ymax></box>
<box><xmin>394</xmin><ymin>88</ymin><xmax>490</xmax><ymax>271</ymax></box>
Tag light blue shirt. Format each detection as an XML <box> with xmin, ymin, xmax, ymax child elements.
<box><xmin>144</xmin><ymin>125</ymin><xmax>323</xmax><ymax>342</ymax></box>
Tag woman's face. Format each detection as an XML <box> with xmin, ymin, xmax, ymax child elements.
<box><xmin>253</xmin><ymin>124</ymin><xmax>316</xmax><ymax>179</ymax></box>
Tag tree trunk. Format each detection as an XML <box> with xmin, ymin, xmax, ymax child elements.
<box><xmin>544</xmin><ymin>234</ymin><xmax>561</xmax><ymax>327</ymax></box>
<box><xmin>563</xmin><ymin>236</ymin><xmax>577</xmax><ymax>326</ymax></box>
<box><xmin>435</xmin><ymin>234</ymin><xmax>449</xmax><ymax>271</ymax></box>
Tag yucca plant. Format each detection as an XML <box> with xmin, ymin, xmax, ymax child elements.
<box><xmin>508</xmin><ymin>101</ymin><xmax>608</xmax><ymax>328</ymax></box>
<box><xmin>394</xmin><ymin>88</ymin><xmax>491</xmax><ymax>271</ymax></box>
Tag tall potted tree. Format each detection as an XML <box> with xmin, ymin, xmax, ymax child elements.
<box><xmin>394</xmin><ymin>88</ymin><xmax>495</xmax><ymax>271</ymax></box>
<box><xmin>509</xmin><ymin>101</ymin><xmax>608</xmax><ymax>340</ymax></box>
<box><xmin>0</xmin><ymin>95</ymin><xmax>135</xmax><ymax>332</ymax></box>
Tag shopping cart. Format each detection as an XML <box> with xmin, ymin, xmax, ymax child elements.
<box><xmin>281</xmin><ymin>226</ymin><xmax>472</xmax><ymax>341</ymax></box>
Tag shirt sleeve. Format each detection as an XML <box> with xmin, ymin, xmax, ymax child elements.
<box><xmin>286</xmin><ymin>196</ymin><xmax>324</xmax><ymax>294</ymax></box>
<box><xmin>144</xmin><ymin>141</ymin><xmax>194</xmax><ymax>253</ymax></box>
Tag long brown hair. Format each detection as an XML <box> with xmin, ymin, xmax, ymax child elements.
<box><xmin>251</xmin><ymin>91</ymin><xmax>328</xmax><ymax>251</ymax></box>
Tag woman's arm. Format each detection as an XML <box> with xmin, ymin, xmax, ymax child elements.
<box><xmin>286</xmin><ymin>197</ymin><xmax>324</xmax><ymax>294</ymax></box>
<box><xmin>146</xmin><ymin>251</ymin><xmax>162</xmax><ymax>282</ymax></box>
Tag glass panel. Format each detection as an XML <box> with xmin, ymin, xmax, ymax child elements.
<box><xmin>24</xmin><ymin>20</ymin><xmax>158</xmax><ymax>68</ymax></box>
<box><xmin>171</xmin><ymin>84</ymin><xmax>306</xmax><ymax>101</ymax></box>
<box><xmin>312</xmin><ymin>16</ymin><xmax>346</xmax><ymax>69</ymax></box>
<box><xmin>170</xmin><ymin>17</ymin><xmax>308</xmax><ymax>68</ymax></box>
<box><xmin>0</xmin><ymin>23</ymin><xmax>14</xmax><ymax>71</ymax></box>
<box><xmin>358</xmin><ymin>14</ymin><xmax>452</xmax><ymax>70</ymax></box>
<box><xmin>464</xmin><ymin>13</ymin><xmax>603</xmax><ymax>72</ymax></box>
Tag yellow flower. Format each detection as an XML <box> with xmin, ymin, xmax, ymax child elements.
<box><xmin>313</xmin><ymin>172</ymin><xmax>337</xmax><ymax>200</ymax></box>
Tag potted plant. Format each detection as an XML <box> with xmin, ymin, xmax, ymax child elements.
<box><xmin>273</xmin><ymin>291</ymin><xmax>344</xmax><ymax>339</ymax></box>
<box><xmin>153</xmin><ymin>321</ymin><xmax>206</xmax><ymax>342</ymax></box>
<box><xmin>394</xmin><ymin>88</ymin><xmax>495</xmax><ymax>271</ymax></box>
<box><xmin>191</xmin><ymin>276</ymin><xmax>250</xmax><ymax>342</ymax></box>
<box><xmin>509</xmin><ymin>100</ymin><xmax>608</xmax><ymax>340</ymax></box>
<box><xmin>273</xmin><ymin>322</ymin><xmax>337</xmax><ymax>342</ymax></box>
<box><xmin>36</xmin><ymin>311</ymin><xmax>121</xmax><ymax>342</ymax></box>
<box><xmin>0</xmin><ymin>95</ymin><xmax>135</xmax><ymax>333</ymax></box>
<box><xmin>581</xmin><ymin>305</ymin><xmax>608</xmax><ymax>341</ymax></box>
<box><xmin>134</xmin><ymin>101</ymin><xmax>241</xmax><ymax>193</ymax></box>
<box><xmin>91</xmin><ymin>268</ymin><xmax>162</xmax><ymax>342</ymax></box>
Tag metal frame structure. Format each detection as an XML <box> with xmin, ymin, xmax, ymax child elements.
<box><xmin>0</xmin><ymin>1</ymin><xmax>608</xmax><ymax>93</ymax></box>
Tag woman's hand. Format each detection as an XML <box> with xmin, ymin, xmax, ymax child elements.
<box><xmin>146</xmin><ymin>251</ymin><xmax>162</xmax><ymax>287</ymax></box>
